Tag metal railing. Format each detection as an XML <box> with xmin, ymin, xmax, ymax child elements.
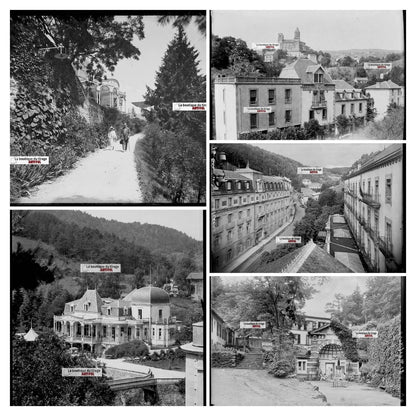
<box><xmin>361</xmin><ymin>192</ymin><xmax>381</xmax><ymax>209</ymax></box>
<box><xmin>311</xmin><ymin>99</ymin><xmax>327</xmax><ymax>109</ymax></box>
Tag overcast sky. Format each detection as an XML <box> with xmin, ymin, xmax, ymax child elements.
<box><xmin>81</xmin><ymin>209</ymin><xmax>203</xmax><ymax>241</ymax></box>
<box><xmin>212</xmin><ymin>10</ymin><xmax>404</xmax><ymax>52</ymax></box>
<box><xmin>111</xmin><ymin>16</ymin><xmax>206</xmax><ymax>110</ymax></box>
<box><xmin>254</xmin><ymin>143</ymin><xmax>390</xmax><ymax>167</ymax></box>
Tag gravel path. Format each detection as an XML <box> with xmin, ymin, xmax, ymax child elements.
<box><xmin>17</xmin><ymin>133</ymin><xmax>143</xmax><ymax>204</ymax></box>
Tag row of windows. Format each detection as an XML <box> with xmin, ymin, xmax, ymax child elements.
<box><xmin>340</xmin><ymin>102</ymin><xmax>364</xmax><ymax>115</ymax></box>
<box><xmin>214</xmin><ymin>192</ymin><xmax>290</xmax><ymax>210</ymax></box>
<box><xmin>346</xmin><ymin>175</ymin><xmax>392</xmax><ymax>205</ymax></box>
<box><xmin>249</xmin><ymin>88</ymin><xmax>293</xmax><ymax>105</ymax></box>
<box><xmin>250</xmin><ymin>111</ymin><xmax>292</xmax><ymax>129</ymax></box>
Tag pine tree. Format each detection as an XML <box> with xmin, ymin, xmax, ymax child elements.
<box><xmin>144</xmin><ymin>25</ymin><xmax>206</xmax><ymax>143</ymax></box>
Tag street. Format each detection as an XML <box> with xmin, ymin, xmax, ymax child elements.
<box><xmin>18</xmin><ymin>133</ymin><xmax>143</xmax><ymax>204</ymax></box>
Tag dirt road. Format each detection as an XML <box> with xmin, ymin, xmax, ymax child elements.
<box><xmin>17</xmin><ymin>133</ymin><xmax>143</xmax><ymax>204</ymax></box>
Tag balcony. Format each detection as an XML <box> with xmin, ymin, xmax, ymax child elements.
<box><xmin>378</xmin><ymin>236</ymin><xmax>394</xmax><ymax>260</ymax></box>
<box><xmin>361</xmin><ymin>192</ymin><xmax>381</xmax><ymax>209</ymax></box>
<box><xmin>311</xmin><ymin>99</ymin><xmax>327</xmax><ymax>109</ymax></box>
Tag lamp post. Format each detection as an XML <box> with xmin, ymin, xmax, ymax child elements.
<box><xmin>211</xmin><ymin>147</ymin><xmax>227</xmax><ymax>188</ymax></box>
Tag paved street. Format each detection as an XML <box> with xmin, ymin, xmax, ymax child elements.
<box><xmin>233</xmin><ymin>204</ymin><xmax>305</xmax><ymax>272</ymax></box>
<box><xmin>18</xmin><ymin>133</ymin><xmax>143</xmax><ymax>204</ymax></box>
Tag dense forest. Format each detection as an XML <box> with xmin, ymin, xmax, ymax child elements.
<box><xmin>215</xmin><ymin>143</ymin><xmax>303</xmax><ymax>190</ymax></box>
<box><xmin>48</xmin><ymin>210</ymin><xmax>202</xmax><ymax>257</ymax></box>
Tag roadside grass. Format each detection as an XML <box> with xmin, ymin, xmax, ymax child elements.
<box><xmin>134</xmin><ymin>135</ymin><xmax>171</xmax><ymax>203</ymax></box>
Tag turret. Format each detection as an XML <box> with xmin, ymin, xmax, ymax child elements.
<box><xmin>294</xmin><ymin>27</ymin><xmax>300</xmax><ymax>40</ymax></box>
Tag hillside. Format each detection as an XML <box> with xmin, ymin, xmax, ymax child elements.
<box><xmin>324</xmin><ymin>49</ymin><xmax>402</xmax><ymax>60</ymax></box>
<box><xmin>45</xmin><ymin>210</ymin><xmax>202</xmax><ymax>257</ymax></box>
<box><xmin>215</xmin><ymin>144</ymin><xmax>304</xmax><ymax>190</ymax></box>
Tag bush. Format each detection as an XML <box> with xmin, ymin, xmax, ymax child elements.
<box><xmin>268</xmin><ymin>358</ymin><xmax>295</xmax><ymax>378</ymax></box>
<box><xmin>105</xmin><ymin>339</ymin><xmax>149</xmax><ymax>359</ymax></box>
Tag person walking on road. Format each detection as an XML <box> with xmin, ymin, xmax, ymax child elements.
<box><xmin>121</xmin><ymin>123</ymin><xmax>131</xmax><ymax>152</ymax></box>
<box><xmin>107</xmin><ymin>126</ymin><xmax>117</xmax><ymax>150</ymax></box>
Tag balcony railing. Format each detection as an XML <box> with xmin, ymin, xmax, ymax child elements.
<box><xmin>378</xmin><ymin>236</ymin><xmax>394</xmax><ymax>260</ymax></box>
<box><xmin>311</xmin><ymin>99</ymin><xmax>327</xmax><ymax>109</ymax></box>
<box><xmin>361</xmin><ymin>192</ymin><xmax>381</xmax><ymax>209</ymax></box>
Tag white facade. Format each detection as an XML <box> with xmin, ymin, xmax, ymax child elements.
<box><xmin>344</xmin><ymin>144</ymin><xmax>404</xmax><ymax>272</ymax></box>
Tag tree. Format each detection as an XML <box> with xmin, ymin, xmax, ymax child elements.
<box><xmin>318</xmin><ymin>51</ymin><xmax>331</xmax><ymax>67</ymax></box>
<box><xmin>339</xmin><ymin>56</ymin><xmax>356</xmax><ymax>67</ymax></box>
<box><xmin>144</xmin><ymin>25</ymin><xmax>205</xmax><ymax>142</ymax></box>
<box><xmin>157</xmin><ymin>14</ymin><xmax>206</xmax><ymax>35</ymax></box>
<box><xmin>318</xmin><ymin>189</ymin><xmax>337</xmax><ymax>207</ymax></box>
<box><xmin>336</xmin><ymin>114</ymin><xmax>351</xmax><ymax>135</ymax></box>
<box><xmin>11</xmin><ymin>14</ymin><xmax>144</xmax><ymax>82</ymax></box>
<box><xmin>303</xmin><ymin>119</ymin><xmax>324</xmax><ymax>139</ymax></box>
<box><xmin>12</xmin><ymin>331</ymin><xmax>115</xmax><ymax>405</ymax></box>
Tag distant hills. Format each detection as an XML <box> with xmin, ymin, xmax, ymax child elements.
<box><xmin>324</xmin><ymin>49</ymin><xmax>403</xmax><ymax>60</ymax></box>
<box><xmin>44</xmin><ymin>210</ymin><xmax>202</xmax><ymax>257</ymax></box>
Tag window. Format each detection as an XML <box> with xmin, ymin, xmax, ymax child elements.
<box><xmin>138</xmin><ymin>309</ymin><xmax>142</xmax><ymax>319</ymax></box>
<box><xmin>227</xmin><ymin>249</ymin><xmax>232</xmax><ymax>261</ymax></box>
<box><xmin>314</xmin><ymin>73</ymin><xmax>323</xmax><ymax>83</ymax></box>
<box><xmin>351</xmin><ymin>103</ymin><xmax>355</xmax><ymax>114</ymax></box>
<box><xmin>245</xmin><ymin>181</ymin><xmax>250</xmax><ymax>190</ymax></box>
<box><xmin>269</xmin><ymin>112</ymin><xmax>275</xmax><ymax>126</ymax></box>
<box><xmin>136</xmin><ymin>328</ymin><xmax>140</xmax><ymax>337</ymax></box>
<box><xmin>152</xmin><ymin>328</ymin><xmax>155</xmax><ymax>337</ymax></box>
<box><xmin>228</xmin><ymin>213</ymin><xmax>232</xmax><ymax>223</ymax></box>
<box><xmin>159</xmin><ymin>328</ymin><xmax>162</xmax><ymax>339</ymax></box>
<box><xmin>226</xmin><ymin>181</ymin><xmax>232</xmax><ymax>190</ymax></box>
<box><xmin>214</xmin><ymin>234</ymin><xmax>221</xmax><ymax>247</ymax></box>
<box><xmin>159</xmin><ymin>309</ymin><xmax>162</xmax><ymax>319</ymax></box>
<box><xmin>238</xmin><ymin>225</ymin><xmax>243</xmax><ymax>237</ymax></box>
<box><xmin>249</xmin><ymin>89</ymin><xmax>257</xmax><ymax>105</ymax></box>
<box><xmin>238</xmin><ymin>211</ymin><xmax>243</xmax><ymax>219</ymax></box>
<box><xmin>228</xmin><ymin>197</ymin><xmax>232</xmax><ymax>206</ymax></box>
<box><xmin>214</xmin><ymin>216</ymin><xmax>220</xmax><ymax>227</ymax></box>
<box><xmin>341</xmin><ymin>104</ymin><xmax>345</xmax><ymax>115</ymax></box>
<box><xmin>309</xmin><ymin>110</ymin><xmax>314</xmax><ymax>120</ymax></box>
<box><xmin>285</xmin><ymin>89</ymin><xmax>292</xmax><ymax>104</ymax></box>
<box><xmin>103</xmin><ymin>326</ymin><xmax>107</xmax><ymax>337</ymax></box>
<box><xmin>214</xmin><ymin>199</ymin><xmax>219</xmax><ymax>209</ymax></box>
<box><xmin>268</xmin><ymin>89</ymin><xmax>275</xmax><ymax>104</ymax></box>
<box><xmin>247</xmin><ymin>208</ymin><xmax>251</xmax><ymax>216</ymax></box>
<box><xmin>385</xmin><ymin>176</ymin><xmax>392</xmax><ymax>204</ymax></box>
<box><xmin>227</xmin><ymin>230</ymin><xmax>232</xmax><ymax>242</ymax></box>
<box><xmin>84</xmin><ymin>304</ymin><xmax>89</xmax><ymax>311</ymax></box>
<box><xmin>386</xmin><ymin>219</ymin><xmax>392</xmax><ymax>248</ymax></box>
<box><xmin>70</xmin><ymin>305</ymin><xmax>74</xmax><ymax>313</ymax></box>
<box><xmin>322</xmin><ymin>108</ymin><xmax>327</xmax><ymax>120</ymax></box>
<box><xmin>250</xmin><ymin>113</ymin><xmax>258</xmax><ymax>129</ymax></box>
<box><xmin>359</xmin><ymin>103</ymin><xmax>363</xmax><ymax>112</ymax></box>
<box><xmin>285</xmin><ymin>110</ymin><xmax>292</xmax><ymax>123</ymax></box>
<box><xmin>297</xmin><ymin>360</ymin><xmax>307</xmax><ymax>373</ymax></box>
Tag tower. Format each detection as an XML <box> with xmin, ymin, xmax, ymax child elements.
<box><xmin>278</xmin><ymin>33</ymin><xmax>284</xmax><ymax>43</ymax></box>
<box><xmin>294</xmin><ymin>27</ymin><xmax>300</xmax><ymax>40</ymax></box>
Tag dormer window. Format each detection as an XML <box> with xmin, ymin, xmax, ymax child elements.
<box><xmin>226</xmin><ymin>181</ymin><xmax>232</xmax><ymax>190</ymax></box>
<box><xmin>70</xmin><ymin>305</ymin><xmax>74</xmax><ymax>313</ymax></box>
<box><xmin>107</xmin><ymin>308</ymin><xmax>111</xmax><ymax>315</ymax></box>
<box><xmin>314</xmin><ymin>73</ymin><xmax>323</xmax><ymax>83</ymax></box>
<box><xmin>84</xmin><ymin>303</ymin><xmax>89</xmax><ymax>311</ymax></box>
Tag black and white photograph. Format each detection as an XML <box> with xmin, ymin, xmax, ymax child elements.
<box><xmin>210</xmin><ymin>275</ymin><xmax>405</xmax><ymax>406</ymax></box>
<box><xmin>211</xmin><ymin>10</ymin><xmax>405</xmax><ymax>140</ymax></box>
<box><xmin>11</xmin><ymin>209</ymin><xmax>204</xmax><ymax>406</ymax></box>
<box><xmin>211</xmin><ymin>143</ymin><xmax>404</xmax><ymax>273</ymax></box>
<box><xmin>10</xmin><ymin>11</ymin><xmax>206</xmax><ymax>204</ymax></box>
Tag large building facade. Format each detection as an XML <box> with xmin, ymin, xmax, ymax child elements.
<box><xmin>343</xmin><ymin>144</ymin><xmax>404</xmax><ymax>272</ymax></box>
<box><xmin>214</xmin><ymin>76</ymin><xmax>302</xmax><ymax>140</ymax></box>
<box><xmin>291</xmin><ymin>315</ymin><xmax>360</xmax><ymax>380</ymax></box>
<box><xmin>211</xmin><ymin>164</ymin><xmax>295</xmax><ymax>272</ymax></box>
<box><xmin>334</xmin><ymin>79</ymin><xmax>368</xmax><ymax>130</ymax></box>
<box><xmin>53</xmin><ymin>287</ymin><xmax>177</xmax><ymax>354</ymax></box>
<box><xmin>280</xmin><ymin>58</ymin><xmax>336</xmax><ymax>130</ymax></box>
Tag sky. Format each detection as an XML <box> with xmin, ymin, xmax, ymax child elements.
<box><xmin>254</xmin><ymin>143</ymin><xmax>390</xmax><ymax>167</ymax></box>
<box><xmin>81</xmin><ymin>209</ymin><xmax>203</xmax><ymax>241</ymax></box>
<box><xmin>212</xmin><ymin>10</ymin><xmax>404</xmax><ymax>52</ymax></box>
<box><xmin>110</xmin><ymin>16</ymin><xmax>206</xmax><ymax>111</ymax></box>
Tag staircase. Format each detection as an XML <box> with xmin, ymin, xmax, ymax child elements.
<box><xmin>235</xmin><ymin>351</ymin><xmax>264</xmax><ymax>370</ymax></box>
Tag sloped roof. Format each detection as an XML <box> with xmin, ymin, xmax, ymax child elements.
<box><xmin>334</xmin><ymin>79</ymin><xmax>355</xmax><ymax>91</ymax></box>
<box><xmin>251</xmin><ymin>244</ymin><xmax>352</xmax><ymax>273</ymax></box>
<box><xmin>279</xmin><ymin>58</ymin><xmax>334</xmax><ymax>84</ymax></box>
<box><xmin>213</xmin><ymin>169</ymin><xmax>250</xmax><ymax>181</ymax></box>
<box><xmin>365</xmin><ymin>80</ymin><xmax>401</xmax><ymax>90</ymax></box>
<box><xmin>346</xmin><ymin>144</ymin><xmax>402</xmax><ymax>178</ymax></box>
<box><xmin>187</xmin><ymin>272</ymin><xmax>203</xmax><ymax>281</ymax></box>
<box><xmin>72</xmin><ymin>289</ymin><xmax>103</xmax><ymax>313</ymax></box>
<box><xmin>24</xmin><ymin>327</ymin><xmax>39</xmax><ymax>341</ymax></box>
<box><xmin>123</xmin><ymin>286</ymin><xmax>170</xmax><ymax>304</ymax></box>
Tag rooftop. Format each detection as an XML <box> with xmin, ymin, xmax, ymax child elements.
<box><xmin>187</xmin><ymin>272</ymin><xmax>203</xmax><ymax>281</ymax></box>
<box><xmin>123</xmin><ymin>286</ymin><xmax>170</xmax><ymax>305</ymax></box>
<box><xmin>364</xmin><ymin>80</ymin><xmax>402</xmax><ymax>90</ymax></box>
<box><xmin>345</xmin><ymin>144</ymin><xmax>403</xmax><ymax>178</ymax></box>
<box><xmin>279</xmin><ymin>58</ymin><xmax>334</xmax><ymax>85</ymax></box>
<box><xmin>215</xmin><ymin>76</ymin><xmax>301</xmax><ymax>85</ymax></box>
